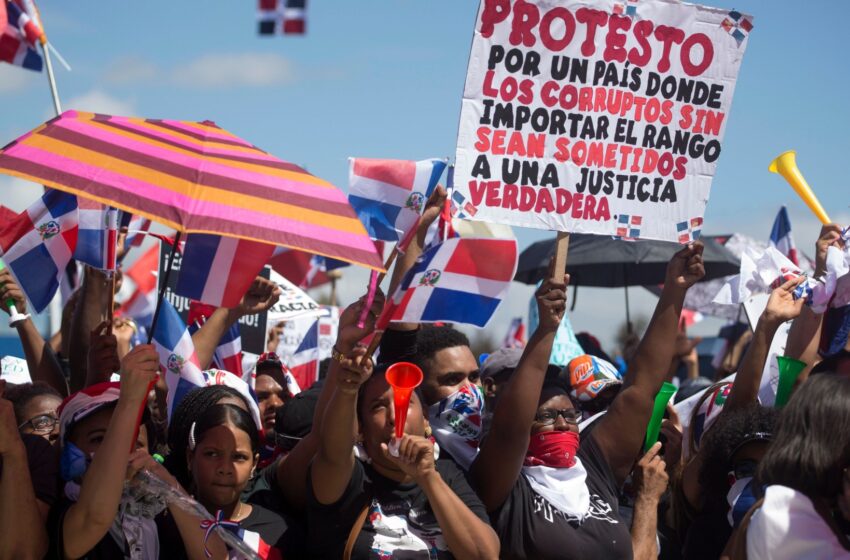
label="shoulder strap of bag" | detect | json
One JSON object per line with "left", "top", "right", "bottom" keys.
{"left": 343, "top": 504, "right": 370, "bottom": 560}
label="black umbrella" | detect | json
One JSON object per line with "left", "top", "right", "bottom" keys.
{"left": 515, "top": 233, "right": 740, "bottom": 331}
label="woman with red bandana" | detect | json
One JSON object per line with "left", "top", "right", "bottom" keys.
{"left": 470, "top": 243, "right": 705, "bottom": 559}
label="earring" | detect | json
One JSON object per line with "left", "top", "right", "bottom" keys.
{"left": 424, "top": 426, "right": 433, "bottom": 438}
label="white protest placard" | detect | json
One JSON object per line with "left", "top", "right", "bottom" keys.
{"left": 1, "top": 355, "right": 31, "bottom": 385}
{"left": 454, "top": 0, "right": 753, "bottom": 242}
{"left": 267, "top": 269, "right": 324, "bottom": 324}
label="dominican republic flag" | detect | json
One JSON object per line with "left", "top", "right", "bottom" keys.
{"left": 382, "top": 238, "right": 517, "bottom": 329}
{"left": 188, "top": 301, "right": 243, "bottom": 379}
{"left": 502, "top": 317, "right": 526, "bottom": 349}
{"left": 176, "top": 233, "right": 275, "bottom": 308}
{"left": 288, "top": 319, "right": 319, "bottom": 388}
{"left": 283, "top": 0, "right": 307, "bottom": 34}
{"left": 769, "top": 206, "right": 799, "bottom": 266}
{"left": 120, "top": 244, "right": 158, "bottom": 324}
{"left": 268, "top": 245, "right": 358, "bottom": 289}
{"left": 0, "top": 189, "right": 78, "bottom": 312}
{"left": 257, "top": 0, "right": 280, "bottom": 35}
{"left": 348, "top": 158, "right": 447, "bottom": 243}
{"left": 120, "top": 212, "right": 152, "bottom": 252}
{"left": 152, "top": 299, "right": 206, "bottom": 419}
{"left": 0, "top": 0, "right": 42, "bottom": 71}
{"left": 74, "top": 198, "right": 119, "bottom": 271}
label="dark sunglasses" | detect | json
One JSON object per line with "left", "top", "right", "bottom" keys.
{"left": 535, "top": 408, "right": 581, "bottom": 426}
{"left": 18, "top": 414, "right": 59, "bottom": 434}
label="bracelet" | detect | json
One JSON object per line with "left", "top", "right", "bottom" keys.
{"left": 331, "top": 345, "right": 346, "bottom": 363}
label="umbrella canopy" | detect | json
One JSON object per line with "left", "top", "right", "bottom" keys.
{"left": 0, "top": 110, "right": 383, "bottom": 270}
{"left": 515, "top": 233, "right": 740, "bottom": 287}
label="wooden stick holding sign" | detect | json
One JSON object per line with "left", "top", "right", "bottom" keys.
{"left": 552, "top": 231, "right": 570, "bottom": 279}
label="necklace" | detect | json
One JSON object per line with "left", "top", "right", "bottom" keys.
{"left": 233, "top": 502, "right": 244, "bottom": 521}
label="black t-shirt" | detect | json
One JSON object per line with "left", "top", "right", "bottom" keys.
{"left": 49, "top": 495, "right": 287, "bottom": 559}
{"left": 242, "top": 459, "right": 307, "bottom": 555}
{"left": 307, "top": 457, "right": 490, "bottom": 559}
{"left": 492, "top": 432, "right": 633, "bottom": 560}
{"left": 0, "top": 433, "right": 59, "bottom": 507}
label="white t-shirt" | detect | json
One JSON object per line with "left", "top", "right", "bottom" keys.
{"left": 747, "top": 485, "right": 850, "bottom": 559}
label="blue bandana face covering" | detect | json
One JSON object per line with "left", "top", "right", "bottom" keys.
{"left": 60, "top": 441, "right": 91, "bottom": 481}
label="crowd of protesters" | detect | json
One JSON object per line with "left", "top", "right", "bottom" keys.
{"left": 0, "top": 190, "right": 848, "bottom": 560}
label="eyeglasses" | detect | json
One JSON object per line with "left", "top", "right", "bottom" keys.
{"left": 18, "top": 414, "right": 59, "bottom": 434}
{"left": 534, "top": 408, "right": 581, "bottom": 426}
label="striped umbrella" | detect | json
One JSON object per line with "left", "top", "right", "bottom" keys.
{"left": 0, "top": 110, "right": 383, "bottom": 270}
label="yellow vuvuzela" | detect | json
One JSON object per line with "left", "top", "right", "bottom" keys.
{"left": 769, "top": 151, "right": 831, "bottom": 225}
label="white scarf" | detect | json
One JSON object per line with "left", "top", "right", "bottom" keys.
{"left": 427, "top": 384, "right": 484, "bottom": 470}
{"left": 522, "top": 458, "right": 591, "bottom": 521}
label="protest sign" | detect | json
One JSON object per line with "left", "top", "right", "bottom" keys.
{"left": 275, "top": 306, "right": 339, "bottom": 366}
{"left": 454, "top": 0, "right": 752, "bottom": 242}
{"left": 1, "top": 355, "right": 31, "bottom": 385}
{"left": 158, "top": 246, "right": 268, "bottom": 355}
{"left": 267, "top": 269, "right": 325, "bottom": 324}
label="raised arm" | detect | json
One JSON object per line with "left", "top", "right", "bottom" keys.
{"left": 192, "top": 276, "right": 280, "bottom": 370}
{"left": 631, "top": 442, "right": 668, "bottom": 560}
{"left": 68, "top": 267, "right": 114, "bottom": 392}
{"left": 726, "top": 277, "right": 805, "bottom": 411}
{"left": 595, "top": 243, "right": 705, "bottom": 485}
{"left": 0, "top": 381, "right": 48, "bottom": 560}
{"left": 784, "top": 223, "right": 844, "bottom": 382}
{"left": 277, "top": 292, "right": 384, "bottom": 510}
{"left": 311, "top": 349, "right": 373, "bottom": 505}
{"left": 471, "top": 271, "right": 567, "bottom": 511}
{"left": 62, "top": 345, "right": 159, "bottom": 560}
{"left": 0, "top": 269, "right": 67, "bottom": 395}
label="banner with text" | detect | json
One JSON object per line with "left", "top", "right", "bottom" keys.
{"left": 454, "top": 0, "right": 752, "bottom": 242}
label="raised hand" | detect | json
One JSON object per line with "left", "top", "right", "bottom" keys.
{"left": 335, "top": 346, "right": 374, "bottom": 395}
{"left": 336, "top": 290, "right": 386, "bottom": 352}
{"left": 763, "top": 276, "right": 807, "bottom": 325}
{"left": 535, "top": 268, "right": 569, "bottom": 333}
{"left": 88, "top": 320, "right": 122, "bottom": 381}
{"left": 235, "top": 276, "right": 281, "bottom": 316}
{"left": 380, "top": 434, "right": 437, "bottom": 482}
{"left": 815, "top": 223, "right": 845, "bottom": 278}
{"left": 665, "top": 242, "right": 705, "bottom": 290}
{"left": 633, "top": 441, "right": 669, "bottom": 502}
{"left": 0, "top": 268, "right": 26, "bottom": 316}
{"left": 118, "top": 344, "right": 160, "bottom": 404}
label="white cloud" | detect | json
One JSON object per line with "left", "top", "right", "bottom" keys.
{"left": 0, "top": 66, "right": 37, "bottom": 94}
{"left": 171, "top": 53, "right": 295, "bottom": 88}
{"left": 102, "top": 56, "right": 158, "bottom": 85}
{"left": 64, "top": 89, "right": 137, "bottom": 116}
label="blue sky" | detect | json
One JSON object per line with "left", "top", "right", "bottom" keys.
{"left": 1, "top": 0, "right": 847, "bottom": 353}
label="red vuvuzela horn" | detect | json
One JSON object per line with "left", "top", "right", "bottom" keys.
{"left": 386, "top": 362, "right": 423, "bottom": 441}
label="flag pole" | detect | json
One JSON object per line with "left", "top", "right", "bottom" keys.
{"left": 40, "top": 37, "right": 62, "bottom": 115}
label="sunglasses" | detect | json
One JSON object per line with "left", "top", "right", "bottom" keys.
{"left": 535, "top": 408, "right": 581, "bottom": 426}
{"left": 18, "top": 414, "right": 59, "bottom": 434}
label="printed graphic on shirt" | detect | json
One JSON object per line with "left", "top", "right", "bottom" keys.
{"left": 531, "top": 490, "right": 619, "bottom": 527}
{"left": 366, "top": 499, "right": 445, "bottom": 559}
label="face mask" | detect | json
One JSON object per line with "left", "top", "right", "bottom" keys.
{"left": 427, "top": 383, "right": 485, "bottom": 470}
{"left": 60, "top": 441, "right": 91, "bottom": 481}
{"left": 525, "top": 430, "right": 580, "bottom": 469}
